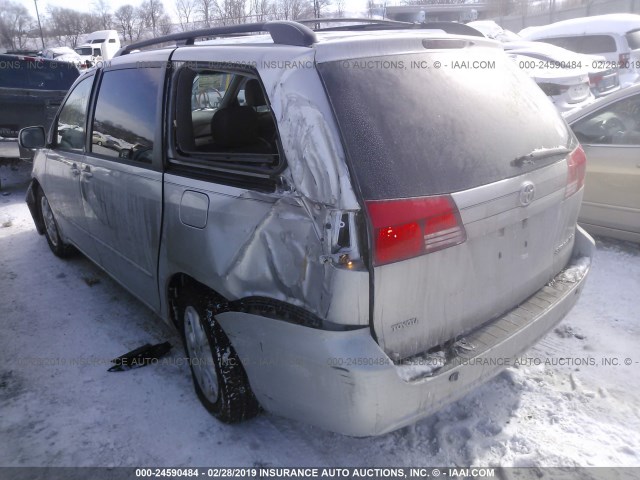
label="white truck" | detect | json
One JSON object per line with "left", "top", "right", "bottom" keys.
{"left": 74, "top": 30, "right": 121, "bottom": 66}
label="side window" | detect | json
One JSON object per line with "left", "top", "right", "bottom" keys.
{"left": 174, "top": 66, "right": 280, "bottom": 173}
{"left": 572, "top": 94, "right": 640, "bottom": 145}
{"left": 91, "top": 68, "right": 161, "bottom": 163}
{"left": 55, "top": 76, "right": 93, "bottom": 152}
{"left": 543, "top": 35, "right": 616, "bottom": 55}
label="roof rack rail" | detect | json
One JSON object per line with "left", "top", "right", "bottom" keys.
{"left": 296, "top": 18, "right": 483, "bottom": 37}
{"left": 114, "top": 20, "right": 317, "bottom": 57}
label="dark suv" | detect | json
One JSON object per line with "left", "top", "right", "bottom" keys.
{"left": 0, "top": 54, "right": 79, "bottom": 165}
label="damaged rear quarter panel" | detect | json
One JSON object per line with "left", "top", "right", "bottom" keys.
{"left": 159, "top": 47, "right": 368, "bottom": 326}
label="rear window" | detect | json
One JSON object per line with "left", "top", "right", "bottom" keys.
{"left": 626, "top": 29, "right": 640, "bottom": 50}
{"left": 0, "top": 56, "right": 79, "bottom": 90}
{"left": 318, "top": 50, "right": 571, "bottom": 200}
{"left": 541, "top": 35, "right": 617, "bottom": 54}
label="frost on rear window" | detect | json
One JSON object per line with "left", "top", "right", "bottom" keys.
{"left": 318, "top": 51, "right": 572, "bottom": 200}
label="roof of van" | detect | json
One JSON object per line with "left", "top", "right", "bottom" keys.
{"left": 114, "top": 20, "right": 492, "bottom": 58}
{"left": 520, "top": 14, "right": 640, "bottom": 38}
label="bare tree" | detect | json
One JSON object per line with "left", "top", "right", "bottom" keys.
{"left": 139, "top": 0, "right": 165, "bottom": 36}
{"left": 0, "top": 0, "right": 32, "bottom": 50}
{"left": 175, "top": 0, "right": 196, "bottom": 31}
{"left": 333, "top": 0, "right": 345, "bottom": 18}
{"left": 195, "top": 0, "right": 215, "bottom": 27}
{"left": 212, "top": 0, "right": 250, "bottom": 25}
{"left": 366, "top": 0, "right": 375, "bottom": 18}
{"left": 93, "top": 0, "right": 112, "bottom": 29}
{"left": 158, "top": 13, "right": 173, "bottom": 35}
{"left": 275, "top": 0, "right": 313, "bottom": 20}
{"left": 47, "top": 7, "right": 88, "bottom": 47}
{"left": 250, "top": 0, "right": 272, "bottom": 22}
{"left": 114, "top": 5, "right": 136, "bottom": 41}
{"left": 312, "top": 0, "right": 329, "bottom": 19}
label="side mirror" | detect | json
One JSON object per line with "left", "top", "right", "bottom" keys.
{"left": 19, "top": 126, "right": 46, "bottom": 149}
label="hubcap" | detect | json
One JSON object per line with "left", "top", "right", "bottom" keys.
{"left": 40, "top": 196, "right": 59, "bottom": 247}
{"left": 184, "top": 306, "right": 219, "bottom": 404}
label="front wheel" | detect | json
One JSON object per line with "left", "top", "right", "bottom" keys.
{"left": 179, "top": 290, "right": 259, "bottom": 423}
{"left": 37, "top": 189, "right": 74, "bottom": 258}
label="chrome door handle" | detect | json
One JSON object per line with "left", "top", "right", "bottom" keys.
{"left": 70, "top": 163, "right": 81, "bottom": 176}
{"left": 82, "top": 165, "right": 93, "bottom": 178}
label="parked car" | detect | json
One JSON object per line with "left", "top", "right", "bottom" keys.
{"left": 508, "top": 53, "right": 594, "bottom": 112}
{"left": 40, "top": 46, "right": 83, "bottom": 68}
{"left": 520, "top": 14, "right": 640, "bottom": 88}
{"left": 0, "top": 54, "right": 79, "bottom": 164}
{"left": 467, "top": 20, "right": 520, "bottom": 42}
{"left": 565, "top": 83, "right": 640, "bottom": 243}
{"left": 19, "top": 21, "right": 594, "bottom": 436}
{"left": 504, "top": 41, "right": 620, "bottom": 98}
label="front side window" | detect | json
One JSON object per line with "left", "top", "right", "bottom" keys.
{"left": 91, "top": 68, "right": 161, "bottom": 163}
{"left": 572, "top": 94, "right": 640, "bottom": 145}
{"left": 55, "top": 76, "right": 93, "bottom": 151}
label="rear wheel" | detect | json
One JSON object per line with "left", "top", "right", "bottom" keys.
{"left": 179, "top": 289, "right": 259, "bottom": 423}
{"left": 37, "top": 189, "right": 74, "bottom": 258}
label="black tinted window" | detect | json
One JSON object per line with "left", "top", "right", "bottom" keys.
{"left": 318, "top": 51, "right": 571, "bottom": 200}
{"left": 91, "top": 68, "right": 161, "bottom": 163}
{"left": 542, "top": 35, "right": 617, "bottom": 54}
{"left": 55, "top": 76, "right": 93, "bottom": 151}
{"left": 0, "top": 56, "right": 78, "bottom": 90}
{"left": 626, "top": 29, "right": 640, "bottom": 50}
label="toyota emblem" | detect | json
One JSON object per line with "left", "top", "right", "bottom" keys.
{"left": 519, "top": 181, "right": 536, "bottom": 206}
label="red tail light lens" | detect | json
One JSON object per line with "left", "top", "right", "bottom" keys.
{"left": 619, "top": 52, "right": 630, "bottom": 69}
{"left": 565, "top": 145, "right": 587, "bottom": 198}
{"left": 366, "top": 195, "right": 466, "bottom": 266}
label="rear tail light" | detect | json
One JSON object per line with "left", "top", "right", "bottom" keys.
{"left": 589, "top": 73, "right": 602, "bottom": 87}
{"left": 565, "top": 145, "right": 587, "bottom": 198}
{"left": 365, "top": 195, "right": 466, "bottom": 266}
{"left": 538, "top": 83, "right": 570, "bottom": 96}
{"left": 619, "top": 52, "right": 630, "bottom": 69}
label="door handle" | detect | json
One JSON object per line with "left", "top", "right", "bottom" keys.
{"left": 82, "top": 165, "right": 93, "bottom": 178}
{"left": 70, "top": 163, "right": 80, "bottom": 176}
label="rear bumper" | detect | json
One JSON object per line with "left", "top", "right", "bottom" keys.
{"left": 218, "top": 226, "right": 595, "bottom": 436}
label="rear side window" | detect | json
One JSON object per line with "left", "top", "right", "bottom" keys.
{"left": 90, "top": 68, "right": 161, "bottom": 163}
{"left": 172, "top": 65, "right": 280, "bottom": 175}
{"left": 318, "top": 50, "right": 571, "bottom": 200}
{"left": 541, "top": 35, "right": 617, "bottom": 54}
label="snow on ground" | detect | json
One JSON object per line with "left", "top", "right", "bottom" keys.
{"left": 1, "top": 163, "right": 639, "bottom": 468}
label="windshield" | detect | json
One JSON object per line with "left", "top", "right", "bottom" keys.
{"left": 318, "top": 50, "right": 572, "bottom": 199}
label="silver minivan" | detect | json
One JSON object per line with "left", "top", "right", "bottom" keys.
{"left": 19, "top": 20, "right": 594, "bottom": 436}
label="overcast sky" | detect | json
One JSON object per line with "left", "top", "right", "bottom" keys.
{"left": 22, "top": 0, "right": 369, "bottom": 24}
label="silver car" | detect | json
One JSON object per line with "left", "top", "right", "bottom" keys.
{"left": 566, "top": 83, "right": 640, "bottom": 243}
{"left": 19, "top": 21, "right": 594, "bottom": 436}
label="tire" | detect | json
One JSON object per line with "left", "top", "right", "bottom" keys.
{"left": 178, "top": 289, "right": 260, "bottom": 423}
{"left": 37, "top": 189, "right": 74, "bottom": 258}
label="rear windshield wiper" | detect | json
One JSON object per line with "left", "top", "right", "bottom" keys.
{"left": 512, "top": 146, "right": 572, "bottom": 167}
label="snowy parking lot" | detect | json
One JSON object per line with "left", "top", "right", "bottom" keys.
{"left": 1, "top": 162, "right": 639, "bottom": 469}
